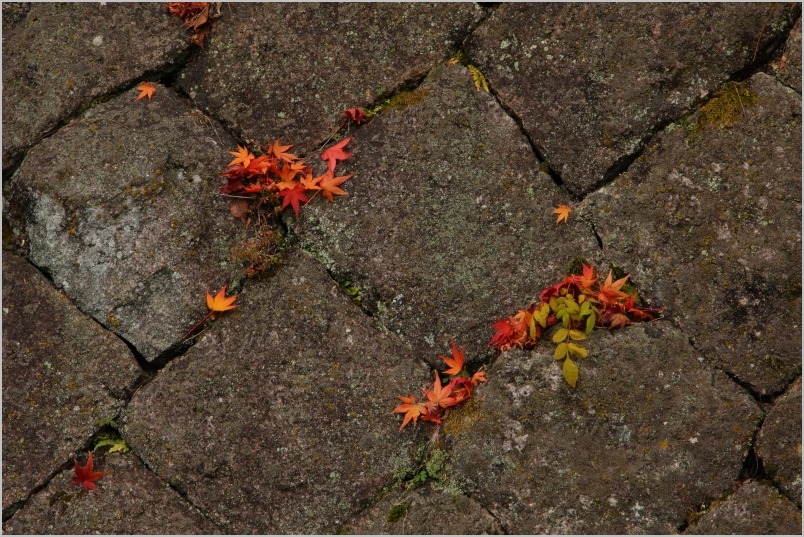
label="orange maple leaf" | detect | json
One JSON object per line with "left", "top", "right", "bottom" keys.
{"left": 319, "top": 172, "right": 352, "bottom": 201}
{"left": 206, "top": 285, "right": 239, "bottom": 313}
{"left": 72, "top": 451, "right": 109, "bottom": 491}
{"left": 440, "top": 338, "right": 465, "bottom": 376}
{"left": 609, "top": 312, "right": 631, "bottom": 329}
{"left": 228, "top": 145, "right": 255, "bottom": 168}
{"left": 135, "top": 82, "right": 156, "bottom": 101}
{"left": 300, "top": 173, "right": 322, "bottom": 191}
{"left": 321, "top": 136, "right": 353, "bottom": 172}
{"left": 598, "top": 270, "right": 630, "bottom": 302}
{"left": 553, "top": 204, "right": 572, "bottom": 224}
{"left": 470, "top": 369, "right": 488, "bottom": 387}
{"left": 268, "top": 140, "right": 297, "bottom": 163}
{"left": 423, "top": 371, "right": 458, "bottom": 410}
{"left": 392, "top": 395, "right": 428, "bottom": 431}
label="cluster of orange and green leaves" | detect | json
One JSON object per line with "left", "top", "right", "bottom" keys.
{"left": 393, "top": 339, "right": 488, "bottom": 431}
{"left": 490, "top": 264, "right": 662, "bottom": 387}
{"left": 166, "top": 2, "right": 220, "bottom": 47}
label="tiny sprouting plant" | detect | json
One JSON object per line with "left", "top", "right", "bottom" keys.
{"left": 393, "top": 339, "right": 488, "bottom": 431}
{"left": 490, "top": 264, "right": 662, "bottom": 387}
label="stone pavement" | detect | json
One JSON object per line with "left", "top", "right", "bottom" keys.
{"left": 2, "top": 3, "right": 801, "bottom": 534}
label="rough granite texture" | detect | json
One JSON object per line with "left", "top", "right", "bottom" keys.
{"left": 2, "top": 254, "right": 141, "bottom": 510}
{"left": 687, "top": 480, "right": 802, "bottom": 535}
{"left": 756, "top": 378, "right": 803, "bottom": 506}
{"left": 179, "top": 3, "right": 483, "bottom": 154}
{"left": 769, "top": 17, "right": 802, "bottom": 92}
{"left": 4, "top": 86, "right": 247, "bottom": 362}
{"left": 345, "top": 485, "right": 503, "bottom": 534}
{"left": 300, "top": 63, "right": 601, "bottom": 368}
{"left": 1, "top": 3, "right": 189, "bottom": 168}
{"left": 3, "top": 452, "right": 222, "bottom": 534}
{"left": 123, "top": 252, "right": 430, "bottom": 534}
{"left": 466, "top": 3, "right": 798, "bottom": 196}
{"left": 448, "top": 323, "right": 761, "bottom": 534}
{"left": 581, "top": 73, "right": 802, "bottom": 396}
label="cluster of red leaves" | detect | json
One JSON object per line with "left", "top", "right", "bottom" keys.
{"left": 393, "top": 339, "right": 488, "bottom": 431}
{"left": 220, "top": 138, "right": 355, "bottom": 217}
{"left": 490, "top": 264, "right": 662, "bottom": 352}
{"left": 165, "top": 2, "right": 217, "bottom": 46}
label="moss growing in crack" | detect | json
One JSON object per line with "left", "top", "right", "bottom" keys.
{"left": 336, "top": 279, "right": 363, "bottom": 304}
{"left": 370, "top": 88, "right": 431, "bottom": 116}
{"left": 689, "top": 83, "right": 758, "bottom": 139}
{"left": 386, "top": 501, "right": 410, "bottom": 523}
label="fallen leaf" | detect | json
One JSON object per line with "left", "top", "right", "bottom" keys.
{"left": 228, "top": 199, "right": 250, "bottom": 223}
{"left": 423, "top": 371, "right": 458, "bottom": 409}
{"left": 206, "top": 285, "right": 239, "bottom": 313}
{"left": 440, "top": 338, "right": 465, "bottom": 376}
{"left": 268, "top": 140, "right": 297, "bottom": 163}
{"left": 343, "top": 107, "right": 366, "bottom": 124}
{"left": 553, "top": 204, "right": 572, "bottom": 224}
{"left": 135, "top": 82, "right": 156, "bottom": 101}
{"left": 72, "top": 452, "right": 109, "bottom": 491}
{"left": 319, "top": 172, "right": 352, "bottom": 201}
{"left": 228, "top": 145, "right": 255, "bottom": 168}
{"left": 278, "top": 185, "right": 309, "bottom": 216}
{"left": 321, "top": 136, "right": 353, "bottom": 173}
{"left": 392, "top": 395, "right": 427, "bottom": 431}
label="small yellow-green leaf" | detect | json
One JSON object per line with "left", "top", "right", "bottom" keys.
{"left": 567, "top": 342, "right": 588, "bottom": 358}
{"left": 529, "top": 315, "right": 537, "bottom": 339}
{"left": 554, "top": 342, "right": 568, "bottom": 360}
{"left": 552, "top": 328, "right": 569, "bottom": 343}
{"left": 540, "top": 302, "right": 550, "bottom": 316}
{"left": 585, "top": 313, "right": 596, "bottom": 334}
{"left": 560, "top": 288, "right": 567, "bottom": 296}
{"left": 580, "top": 300, "right": 591, "bottom": 315}
{"left": 565, "top": 300, "right": 579, "bottom": 314}
{"left": 569, "top": 329, "right": 586, "bottom": 340}
{"left": 578, "top": 294, "right": 586, "bottom": 304}
{"left": 549, "top": 297, "right": 559, "bottom": 312}
{"left": 534, "top": 309, "right": 548, "bottom": 328}
{"left": 555, "top": 305, "right": 565, "bottom": 318}
{"left": 563, "top": 358, "right": 579, "bottom": 387}
{"left": 561, "top": 313, "right": 570, "bottom": 328}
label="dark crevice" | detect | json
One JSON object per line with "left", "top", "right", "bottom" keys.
{"left": 589, "top": 221, "right": 604, "bottom": 250}
{"left": 475, "top": 2, "right": 503, "bottom": 15}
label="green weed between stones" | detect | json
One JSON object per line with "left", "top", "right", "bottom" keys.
{"left": 689, "top": 82, "right": 758, "bottom": 139}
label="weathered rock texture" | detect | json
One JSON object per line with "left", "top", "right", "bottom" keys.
{"left": 687, "top": 480, "right": 802, "bottom": 535}
{"left": 345, "top": 485, "right": 503, "bottom": 534}
{"left": 178, "top": 3, "right": 483, "bottom": 153}
{"left": 448, "top": 323, "right": 761, "bottom": 534}
{"left": 3, "top": 452, "right": 221, "bottom": 534}
{"left": 2, "top": 254, "right": 140, "bottom": 510}
{"left": 2, "top": 3, "right": 188, "bottom": 168}
{"left": 123, "top": 252, "right": 429, "bottom": 534}
{"left": 301, "top": 63, "right": 601, "bottom": 367}
{"left": 756, "top": 378, "right": 802, "bottom": 506}
{"left": 466, "top": 3, "right": 798, "bottom": 195}
{"left": 769, "top": 17, "right": 802, "bottom": 92}
{"left": 581, "top": 73, "right": 801, "bottom": 396}
{"left": 4, "top": 87, "right": 246, "bottom": 362}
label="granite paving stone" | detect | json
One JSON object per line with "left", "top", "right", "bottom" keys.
{"left": 300, "top": 62, "right": 601, "bottom": 368}
{"left": 756, "top": 378, "right": 802, "bottom": 506}
{"left": 466, "top": 3, "right": 798, "bottom": 196}
{"left": 2, "top": 3, "right": 189, "bottom": 168}
{"left": 2, "top": 254, "right": 141, "bottom": 510}
{"left": 122, "top": 252, "right": 429, "bottom": 534}
{"left": 687, "top": 480, "right": 802, "bottom": 535}
{"left": 3, "top": 451, "right": 221, "bottom": 535}
{"left": 581, "top": 72, "right": 801, "bottom": 396}
{"left": 345, "top": 485, "right": 503, "bottom": 534}
{"left": 447, "top": 323, "right": 762, "bottom": 534}
{"left": 4, "top": 86, "right": 247, "bottom": 362}
{"left": 769, "top": 17, "right": 802, "bottom": 93}
{"left": 178, "top": 3, "right": 483, "bottom": 154}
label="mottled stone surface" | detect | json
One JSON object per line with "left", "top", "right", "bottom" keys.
{"left": 300, "top": 63, "right": 601, "bottom": 368}
{"left": 4, "top": 87, "right": 246, "bottom": 362}
{"left": 345, "top": 485, "right": 503, "bottom": 534}
{"left": 769, "top": 17, "right": 802, "bottom": 93}
{"left": 178, "top": 3, "right": 482, "bottom": 153}
{"left": 2, "top": 3, "right": 188, "bottom": 167}
{"left": 688, "top": 480, "right": 801, "bottom": 535}
{"left": 3, "top": 451, "right": 221, "bottom": 534}
{"left": 581, "top": 73, "right": 801, "bottom": 396}
{"left": 2, "top": 254, "right": 140, "bottom": 510}
{"left": 466, "top": 3, "right": 797, "bottom": 195}
{"left": 756, "top": 378, "right": 802, "bottom": 506}
{"left": 448, "top": 323, "right": 761, "bottom": 534}
{"left": 123, "top": 252, "right": 429, "bottom": 534}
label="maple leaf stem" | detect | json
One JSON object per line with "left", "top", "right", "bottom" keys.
{"left": 302, "top": 189, "right": 321, "bottom": 207}
{"left": 181, "top": 311, "right": 214, "bottom": 340}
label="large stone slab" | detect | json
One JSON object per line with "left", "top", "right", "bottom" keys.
{"left": 4, "top": 86, "right": 246, "bottom": 362}
{"left": 2, "top": 254, "right": 140, "bottom": 510}
{"left": 768, "top": 17, "right": 802, "bottom": 93}
{"left": 3, "top": 451, "right": 221, "bottom": 534}
{"left": 466, "top": 4, "right": 797, "bottom": 196}
{"left": 178, "top": 3, "right": 483, "bottom": 153}
{"left": 345, "top": 486, "right": 502, "bottom": 534}
{"left": 756, "top": 378, "right": 802, "bottom": 506}
{"left": 581, "top": 73, "right": 801, "bottom": 396}
{"left": 687, "top": 480, "right": 801, "bottom": 535}
{"left": 300, "top": 63, "right": 601, "bottom": 367}
{"left": 122, "top": 252, "right": 430, "bottom": 534}
{"left": 448, "top": 323, "right": 761, "bottom": 534}
{"left": 2, "top": 3, "right": 188, "bottom": 168}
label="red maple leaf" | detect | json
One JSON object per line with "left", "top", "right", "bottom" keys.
{"left": 278, "top": 185, "right": 309, "bottom": 216}
{"left": 423, "top": 371, "right": 458, "bottom": 410}
{"left": 343, "top": 107, "right": 366, "bottom": 124}
{"left": 72, "top": 452, "right": 109, "bottom": 491}
{"left": 321, "top": 136, "right": 353, "bottom": 173}
{"left": 489, "top": 318, "right": 515, "bottom": 349}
